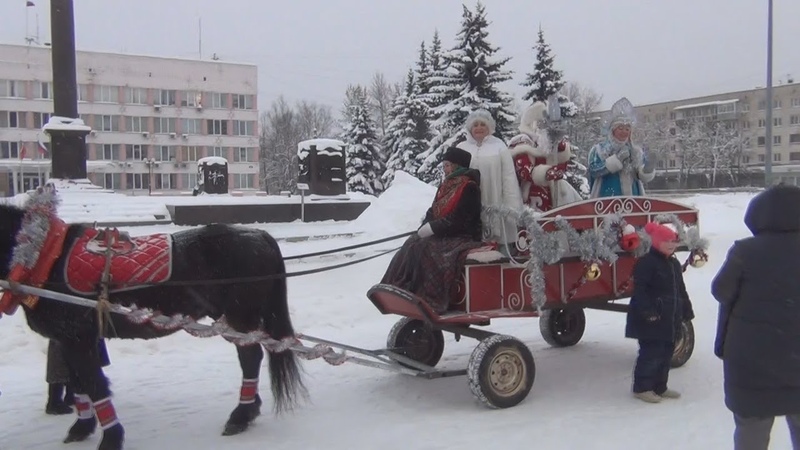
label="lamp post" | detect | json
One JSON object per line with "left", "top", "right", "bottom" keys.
{"left": 143, "top": 158, "right": 156, "bottom": 195}
{"left": 764, "top": 0, "right": 774, "bottom": 186}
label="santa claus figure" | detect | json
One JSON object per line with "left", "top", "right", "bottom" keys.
{"left": 508, "top": 102, "right": 582, "bottom": 212}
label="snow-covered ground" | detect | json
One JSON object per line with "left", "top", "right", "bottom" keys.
{"left": 0, "top": 175, "right": 786, "bottom": 449}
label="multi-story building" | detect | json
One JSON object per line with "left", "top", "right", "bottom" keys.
{"left": 0, "top": 43, "right": 259, "bottom": 196}
{"left": 622, "top": 80, "right": 800, "bottom": 185}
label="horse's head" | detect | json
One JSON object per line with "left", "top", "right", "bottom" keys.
{"left": 0, "top": 203, "right": 24, "bottom": 278}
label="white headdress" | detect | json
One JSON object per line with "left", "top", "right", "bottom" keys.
{"left": 604, "top": 97, "right": 637, "bottom": 132}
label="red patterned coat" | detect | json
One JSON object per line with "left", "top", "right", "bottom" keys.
{"left": 508, "top": 134, "right": 572, "bottom": 212}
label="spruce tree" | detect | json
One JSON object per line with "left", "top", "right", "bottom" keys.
{"left": 382, "top": 69, "right": 431, "bottom": 187}
{"left": 417, "top": 2, "right": 517, "bottom": 183}
{"left": 521, "top": 27, "right": 576, "bottom": 118}
{"left": 342, "top": 87, "right": 384, "bottom": 195}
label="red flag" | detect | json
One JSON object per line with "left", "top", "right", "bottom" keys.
{"left": 38, "top": 140, "right": 48, "bottom": 156}
{"left": 19, "top": 145, "right": 27, "bottom": 160}
{"left": 26, "top": 1, "right": 35, "bottom": 7}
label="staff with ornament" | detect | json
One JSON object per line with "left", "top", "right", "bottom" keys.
{"left": 587, "top": 97, "right": 656, "bottom": 198}
{"left": 508, "top": 100, "right": 583, "bottom": 212}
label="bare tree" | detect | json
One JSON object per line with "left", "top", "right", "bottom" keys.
{"left": 706, "top": 121, "right": 750, "bottom": 186}
{"left": 368, "top": 72, "right": 394, "bottom": 137}
{"left": 562, "top": 81, "right": 603, "bottom": 116}
{"left": 260, "top": 97, "right": 301, "bottom": 194}
{"left": 295, "top": 101, "right": 335, "bottom": 140}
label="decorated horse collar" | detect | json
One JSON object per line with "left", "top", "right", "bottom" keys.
{"left": 0, "top": 184, "right": 69, "bottom": 317}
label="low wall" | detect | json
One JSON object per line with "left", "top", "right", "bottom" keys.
{"left": 165, "top": 201, "right": 371, "bottom": 226}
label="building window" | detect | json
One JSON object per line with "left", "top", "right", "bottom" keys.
{"left": 717, "top": 103, "right": 736, "bottom": 114}
{"left": 210, "top": 146, "right": 225, "bottom": 157}
{"left": 742, "top": 156, "right": 751, "bottom": 164}
{"left": 207, "top": 119, "right": 228, "bottom": 135}
{"left": 98, "top": 115, "right": 119, "bottom": 132}
{"left": 156, "top": 173, "right": 177, "bottom": 189}
{"left": 0, "top": 111, "right": 27, "bottom": 128}
{"left": 103, "top": 173, "right": 121, "bottom": 190}
{"left": 182, "top": 173, "right": 199, "bottom": 189}
{"left": 793, "top": 98, "right": 800, "bottom": 108}
{"left": 126, "top": 116, "right": 147, "bottom": 133}
{"left": 775, "top": 99, "right": 783, "bottom": 109}
{"left": 657, "top": 160, "right": 665, "bottom": 169}
{"left": 34, "top": 81, "right": 51, "bottom": 99}
{"left": 211, "top": 92, "right": 226, "bottom": 109}
{"left": 233, "top": 120, "right": 254, "bottom": 136}
{"left": 154, "top": 117, "right": 177, "bottom": 134}
{"left": 791, "top": 115, "right": 800, "bottom": 126}
{"left": 155, "top": 145, "right": 175, "bottom": 162}
{"left": 78, "top": 84, "right": 89, "bottom": 102}
{"left": 155, "top": 89, "right": 176, "bottom": 106}
{"left": 126, "top": 173, "right": 149, "bottom": 190}
{"left": 757, "top": 136, "right": 766, "bottom": 147}
{"left": 790, "top": 133, "right": 800, "bottom": 144}
{"left": 758, "top": 119, "right": 766, "bottom": 128}
{"left": 742, "top": 120, "right": 751, "bottom": 129}
{"left": 668, "top": 159, "right": 676, "bottom": 168}
{"left": 99, "top": 144, "right": 121, "bottom": 160}
{"left": 742, "top": 103, "right": 750, "bottom": 112}
{"left": 126, "top": 144, "right": 145, "bottom": 160}
{"left": 774, "top": 117, "right": 782, "bottom": 127}
{"left": 181, "top": 146, "right": 200, "bottom": 162}
{"left": 33, "top": 112, "right": 51, "bottom": 129}
{"left": 774, "top": 152, "right": 782, "bottom": 161}
{"left": 181, "top": 91, "right": 201, "bottom": 107}
{"left": 790, "top": 152, "right": 800, "bottom": 161}
{"left": 182, "top": 118, "right": 201, "bottom": 134}
{"left": 0, "top": 80, "right": 24, "bottom": 98}
{"left": 125, "top": 87, "right": 147, "bottom": 105}
{"left": 758, "top": 154, "right": 766, "bottom": 162}
{"left": 234, "top": 147, "right": 255, "bottom": 162}
{"left": 774, "top": 135, "right": 782, "bottom": 146}
{"left": 232, "top": 94, "right": 253, "bottom": 109}
{"left": 236, "top": 173, "right": 255, "bottom": 189}
{"left": 96, "top": 85, "right": 119, "bottom": 103}
{"left": 0, "top": 141, "right": 20, "bottom": 158}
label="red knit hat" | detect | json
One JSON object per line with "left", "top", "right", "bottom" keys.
{"left": 644, "top": 222, "right": 679, "bottom": 246}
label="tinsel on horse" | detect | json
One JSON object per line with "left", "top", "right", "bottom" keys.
{"left": 0, "top": 185, "right": 305, "bottom": 450}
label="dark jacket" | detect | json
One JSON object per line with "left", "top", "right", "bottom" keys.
{"left": 625, "top": 247, "right": 694, "bottom": 342}
{"left": 422, "top": 169, "right": 482, "bottom": 241}
{"left": 711, "top": 184, "right": 800, "bottom": 417}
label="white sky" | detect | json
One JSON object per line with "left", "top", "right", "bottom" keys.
{"left": 1, "top": 0, "right": 798, "bottom": 111}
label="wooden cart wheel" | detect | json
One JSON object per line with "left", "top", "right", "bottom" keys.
{"left": 670, "top": 320, "right": 695, "bottom": 368}
{"left": 538, "top": 308, "right": 586, "bottom": 347}
{"left": 467, "top": 335, "right": 535, "bottom": 409}
{"left": 386, "top": 317, "right": 445, "bottom": 369}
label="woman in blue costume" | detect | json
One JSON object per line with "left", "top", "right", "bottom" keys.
{"left": 587, "top": 97, "right": 656, "bottom": 198}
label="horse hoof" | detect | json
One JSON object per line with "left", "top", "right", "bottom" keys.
{"left": 64, "top": 417, "right": 97, "bottom": 443}
{"left": 97, "top": 423, "right": 125, "bottom": 450}
{"left": 63, "top": 432, "right": 90, "bottom": 444}
{"left": 222, "top": 422, "right": 249, "bottom": 436}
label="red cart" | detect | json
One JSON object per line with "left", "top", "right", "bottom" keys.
{"left": 367, "top": 196, "right": 705, "bottom": 409}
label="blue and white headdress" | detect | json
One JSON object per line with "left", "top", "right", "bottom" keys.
{"left": 603, "top": 97, "right": 637, "bottom": 133}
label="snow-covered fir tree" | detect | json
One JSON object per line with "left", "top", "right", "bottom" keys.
{"left": 521, "top": 27, "right": 576, "bottom": 118}
{"left": 341, "top": 86, "right": 384, "bottom": 195}
{"left": 417, "top": 2, "right": 517, "bottom": 184}
{"left": 564, "top": 151, "right": 590, "bottom": 199}
{"left": 381, "top": 69, "right": 432, "bottom": 187}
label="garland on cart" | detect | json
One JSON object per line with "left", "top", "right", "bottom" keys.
{"left": 481, "top": 206, "right": 710, "bottom": 311}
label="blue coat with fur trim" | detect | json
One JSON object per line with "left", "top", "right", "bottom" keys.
{"left": 588, "top": 140, "right": 655, "bottom": 198}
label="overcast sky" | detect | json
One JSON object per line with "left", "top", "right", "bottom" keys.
{"left": 1, "top": 0, "right": 798, "bottom": 112}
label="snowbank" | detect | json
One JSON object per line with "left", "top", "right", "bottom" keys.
{"left": 354, "top": 171, "right": 435, "bottom": 235}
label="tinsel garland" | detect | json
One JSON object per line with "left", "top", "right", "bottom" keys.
{"left": 481, "top": 205, "right": 709, "bottom": 311}
{"left": 10, "top": 184, "right": 60, "bottom": 270}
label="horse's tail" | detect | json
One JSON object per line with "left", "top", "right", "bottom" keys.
{"left": 263, "top": 236, "right": 306, "bottom": 414}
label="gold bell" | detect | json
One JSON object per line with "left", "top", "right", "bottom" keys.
{"left": 585, "top": 263, "right": 602, "bottom": 281}
{"left": 690, "top": 253, "right": 707, "bottom": 268}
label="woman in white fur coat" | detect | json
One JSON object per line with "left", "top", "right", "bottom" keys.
{"left": 456, "top": 109, "right": 523, "bottom": 254}
{"left": 508, "top": 102, "right": 583, "bottom": 212}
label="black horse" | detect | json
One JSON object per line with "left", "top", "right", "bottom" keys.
{"left": 0, "top": 192, "right": 305, "bottom": 450}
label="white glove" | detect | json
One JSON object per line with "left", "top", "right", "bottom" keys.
{"left": 417, "top": 223, "right": 434, "bottom": 238}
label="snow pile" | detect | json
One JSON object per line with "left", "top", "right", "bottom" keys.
{"left": 354, "top": 171, "right": 435, "bottom": 235}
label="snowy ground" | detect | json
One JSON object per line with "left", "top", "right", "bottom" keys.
{"left": 0, "top": 179, "right": 789, "bottom": 449}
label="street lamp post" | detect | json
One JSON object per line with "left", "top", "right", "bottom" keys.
{"left": 764, "top": 0, "right": 774, "bottom": 186}
{"left": 144, "top": 158, "right": 156, "bottom": 195}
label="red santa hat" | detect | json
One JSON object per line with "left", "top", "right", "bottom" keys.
{"left": 644, "top": 222, "right": 679, "bottom": 246}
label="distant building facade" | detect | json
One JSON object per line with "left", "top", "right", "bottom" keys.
{"left": 0, "top": 43, "right": 259, "bottom": 196}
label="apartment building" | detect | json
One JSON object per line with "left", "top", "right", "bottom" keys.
{"left": 629, "top": 80, "right": 800, "bottom": 184}
{"left": 0, "top": 43, "right": 259, "bottom": 196}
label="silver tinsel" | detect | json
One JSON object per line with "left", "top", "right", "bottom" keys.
{"left": 10, "top": 184, "right": 60, "bottom": 270}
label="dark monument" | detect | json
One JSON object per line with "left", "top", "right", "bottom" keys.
{"left": 43, "top": 0, "right": 89, "bottom": 179}
{"left": 193, "top": 157, "right": 229, "bottom": 195}
{"left": 297, "top": 139, "right": 346, "bottom": 196}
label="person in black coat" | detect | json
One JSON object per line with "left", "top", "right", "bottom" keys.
{"left": 712, "top": 184, "right": 800, "bottom": 450}
{"left": 625, "top": 222, "right": 694, "bottom": 403}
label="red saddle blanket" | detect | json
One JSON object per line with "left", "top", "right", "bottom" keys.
{"left": 63, "top": 229, "right": 173, "bottom": 295}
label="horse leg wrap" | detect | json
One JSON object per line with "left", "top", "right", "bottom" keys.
{"left": 239, "top": 378, "right": 259, "bottom": 404}
{"left": 74, "top": 394, "right": 94, "bottom": 419}
{"left": 93, "top": 397, "right": 120, "bottom": 430}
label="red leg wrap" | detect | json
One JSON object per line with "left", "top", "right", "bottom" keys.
{"left": 75, "top": 394, "right": 94, "bottom": 420}
{"left": 93, "top": 397, "right": 119, "bottom": 430}
{"left": 239, "top": 378, "right": 259, "bottom": 404}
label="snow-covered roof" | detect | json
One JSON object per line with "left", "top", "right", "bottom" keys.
{"left": 297, "top": 139, "right": 345, "bottom": 159}
{"left": 197, "top": 156, "right": 228, "bottom": 165}
{"left": 673, "top": 99, "right": 739, "bottom": 110}
{"left": 42, "top": 116, "right": 92, "bottom": 133}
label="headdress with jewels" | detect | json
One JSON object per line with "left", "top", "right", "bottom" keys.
{"left": 603, "top": 97, "right": 637, "bottom": 133}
